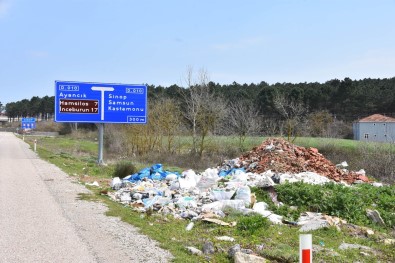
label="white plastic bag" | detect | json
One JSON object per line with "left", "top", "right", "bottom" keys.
{"left": 211, "top": 189, "right": 235, "bottom": 201}
{"left": 235, "top": 186, "right": 251, "bottom": 206}
{"left": 179, "top": 170, "right": 199, "bottom": 189}
{"left": 111, "top": 177, "right": 122, "bottom": 190}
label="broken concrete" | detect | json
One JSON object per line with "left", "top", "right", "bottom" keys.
{"left": 238, "top": 138, "right": 368, "bottom": 184}
{"left": 234, "top": 251, "right": 266, "bottom": 263}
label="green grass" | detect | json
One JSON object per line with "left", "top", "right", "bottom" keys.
{"left": 21, "top": 134, "right": 395, "bottom": 262}
{"left": 80, "top": 186, "right": 395, "bottom": 262}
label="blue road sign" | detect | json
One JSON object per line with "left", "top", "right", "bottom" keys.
{"left": 21, "top": 118, "right": 36, "bottom": 129}
{"left": 54, "top": 81, "right": 148, "bottom": 124}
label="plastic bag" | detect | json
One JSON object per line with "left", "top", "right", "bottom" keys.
{"left": 179, "top": 170, "right": 199, "bottom": 189}
{"left": 176, "top": 196, "right": 197, "bottom": 209}
{"left": 211, "top": 189, "right": 235, "bottom": 201}
{"left": 196, "top": 176, "right": 218, "bottom": 191}
{"left": 111, "top": 177, "right": 122, "bottom": 190}
{"left": 201, "top": 200, "right": 246, "bottom": 213}
{"left": 235, "top": 186, "right": 251, "bottom": 206}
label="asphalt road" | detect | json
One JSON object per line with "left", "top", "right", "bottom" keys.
{"left": 0, "top": 132, "right": 172, "bottom": 263}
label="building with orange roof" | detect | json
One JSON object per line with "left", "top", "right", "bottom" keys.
{"left": 353, "top": 114, "right": 395, "bottom": 142}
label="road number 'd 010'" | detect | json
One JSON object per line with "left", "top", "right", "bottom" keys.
{"left": 126, "top": 88, "right": 144, "bottom": 94}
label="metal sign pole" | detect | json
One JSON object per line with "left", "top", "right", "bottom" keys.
{"left": 98, "top": 123, "right": 104, "bottom": 165}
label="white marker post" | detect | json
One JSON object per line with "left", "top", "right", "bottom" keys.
{"left": 299, "top": 234, "right": 312, "bottom": 263}
{"left": 34, "top": 139, "right": 37, "bottom": 152}
{"left": 91, "top": 86, "right": 114, "bottom": 165}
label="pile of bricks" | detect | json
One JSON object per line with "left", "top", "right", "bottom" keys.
{"left": 239, "top": 138, "right": 368, "bottom": 184}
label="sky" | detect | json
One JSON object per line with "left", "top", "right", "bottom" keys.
{"left": 1, "top": 0, "right": 395, "bottom": 104}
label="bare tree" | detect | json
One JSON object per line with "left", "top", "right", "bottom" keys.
{"left": 273, "top": 93, "right": 307, "bottom": 142}
{"left": 261, "top": 117, "right": 279, "bottom": 136}
{"left": 180, "top": 67, "right": 226, "bottom": 157}
{"left": 154, "top": 97, "right": 181, "bottom": 152}
{"left": 227, "top": 100, "right": 261, "bottom": 150}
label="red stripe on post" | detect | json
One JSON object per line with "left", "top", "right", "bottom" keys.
{"left": 302, "top": 249, "right": 311, "bottom": 263}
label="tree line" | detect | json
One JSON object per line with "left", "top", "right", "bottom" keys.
{"left": 5, "top": 75, "right": 395, "bottom": 153}
{"left": 5, "top": 96, "right": 54, "bottom": 121}
{"left": 148, "top": 77, "right": 395, "bottom": 121}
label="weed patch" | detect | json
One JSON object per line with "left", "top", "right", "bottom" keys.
{"left": 112, "top": 160, "right": 137, "bottom": 179}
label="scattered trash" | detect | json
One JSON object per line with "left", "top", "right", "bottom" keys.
{"left": 111, "top": 177, "right": 122, "bottom": 190}
{"left": 298, "top": 212, "right": 346, "bottom": 232}
{"left": 215, "top": 236, "right": 235, "bottom": 242}
{"left": 235, "top": 186, "right": 251, "bottom": 206}
{"left": 372, "top": 182, "right": 384, "bottom": 187}
{"left": 252, "top": 202, "right": 283, "bottom": 224}
{"left": 104, "top": 137, "right": 385, "bottom": 257}
{"left": 186, "top": 246, "right": 202, "bottom": 255}
{"left": 202, "top": 218, "right": 237, "bottom": 227}
{"left": 336, "top": 161, "right": 349, "bottom": 168}
{"left": 86, "top": 181, "right": 100, "bottom": 187}
{"left": 185, "top": 222, "right": 194, "bottom": 231}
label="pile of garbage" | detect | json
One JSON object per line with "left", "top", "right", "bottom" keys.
{"left": 110, "top": 164, "right": 284, "bottom": 224}
{"left": 107, "top": 138, "right": 371, "bottom": 226}
{"left": 238, "top": 138, "right": 368, "bottom": 184}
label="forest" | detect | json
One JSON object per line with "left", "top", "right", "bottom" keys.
{"left": 4, "top": 76, "right": 395, "bottom": 141}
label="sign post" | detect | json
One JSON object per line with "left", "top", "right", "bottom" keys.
{"left": 55, "top": 81, "right": 148, "bottom": 164}
{"left": 98, "top": 123, "right": 104, "bottom": 164}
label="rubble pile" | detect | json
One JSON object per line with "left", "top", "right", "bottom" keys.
{"left": 238, "top": 138, "right": 368, "bottom": 184}
{"left": 106, "top": 138, "right": 374, "bottom": 226}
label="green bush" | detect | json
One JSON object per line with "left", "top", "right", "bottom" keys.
{"left": 112, "top": 160, "right": 137, "bottom": 179}
{"left": 237, "top": 213, "right": 270, "bottom": 236}
{"left": 273, "top": 182, "right": 395, "bottom": 228}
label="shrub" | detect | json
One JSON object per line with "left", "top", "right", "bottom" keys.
{"left": 112, "top": 160, "right": 137, "bottom": 179}
{"left": 354, "top": 142, "right": 395, "bottom": 184}
{"left": 237, "top": 213, "right": 270, "bottom": 236}
{"left": 273, "top": 182, "right": 395, "bottom": 228}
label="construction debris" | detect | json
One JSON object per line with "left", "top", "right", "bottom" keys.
{"left": 298, "top": 212, "right": 347, "bottom": 232}
{"left": 108, "top": 138, "right": 376, "bottom": 231}
{"left": 238, "top": 138, "right": 369, "bottom": 184}
{"left": 234, "top": 251, "right": 267, "bottom": 263}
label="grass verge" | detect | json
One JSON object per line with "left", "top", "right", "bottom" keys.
{"left": 21, "top": 134, "right": 395, "bottom": 262}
